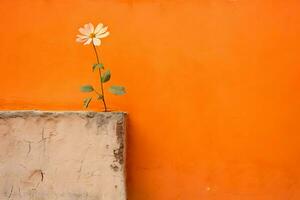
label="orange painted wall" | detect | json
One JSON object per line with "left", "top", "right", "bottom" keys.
{"left": 1, "top": 0, "right": 300, "bottom": 199}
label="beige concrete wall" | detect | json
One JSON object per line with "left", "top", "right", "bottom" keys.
{"left": 0, "top": 111, "right": 126, "bottom": 200}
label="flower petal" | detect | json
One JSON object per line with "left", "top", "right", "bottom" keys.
{"left": 79, "top": 27, "right": 89, "bottom": 36}
{"left": 96, "top": 31, "right": 110, "bottom": 39}
{"left": 77, "top": 34, "right": 88, "bottom": 39}
{"left": 93, "top": 38, "right": 101, "bottom": 46}
{"left": 76, "top": 35, "right": 88, "bottom": 43}
{"left": 76, "top": 37, "right": 83, "bottom": 43}
{"left": 83, "top": 23, "right": 94, "bottom": 35}
{"left": 94, "top": 23, "right": 104, "bottom": 34}
{"left": 84, "top": 38, "right": 92, "bottom": 45}
{"left": 96, "top": 26, "right": 108, "bottom": 35}
{"left": 87, "top": 23, "right": 94, "bottom": 33}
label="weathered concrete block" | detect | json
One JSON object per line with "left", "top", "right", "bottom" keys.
{"left": 0, "top": 111, "right": 126, "bottom": 200}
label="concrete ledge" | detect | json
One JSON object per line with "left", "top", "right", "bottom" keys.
{"left": 0, "top": 111, "right": 127, "bottom": 200}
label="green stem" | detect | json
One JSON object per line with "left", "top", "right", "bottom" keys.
{"left": 92, "top": 43, "right": 107, "bottom": 112}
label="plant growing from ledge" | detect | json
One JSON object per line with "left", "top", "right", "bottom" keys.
{"left": 76, "top": 23, "right": 125, "bottom": 111}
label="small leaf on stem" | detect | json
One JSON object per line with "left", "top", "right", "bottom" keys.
{"left": 92, "top": 63, "right": 104, "bottom": 71}
{"left": 83, "top": 97, "right": 92, "bottom": 108}
{"left": 101, "top": 69, "right": 111, "bottom": 83}
{"left": 80, "top": 85, "right": 94, "bottom": 92}
{"left": 109, "top": 85, "right": 126, "bottom": 95}
{"left": 98, "top": 94, "right": 104, "bottom": 100}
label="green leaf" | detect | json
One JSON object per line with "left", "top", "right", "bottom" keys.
{"left": 101, "top": 69, "right": 111, "bottom": 83}
{"left": 80, "top": 85, "right": 94, "bottom": 92}
{"left": 109, "top": 85, "right": 126, "bottom": 95}
{"left": 93, "top": 63, "right": 104, "bottom": 71}
{"left": 83, "top": 97, "right": 92, "bottom": 108}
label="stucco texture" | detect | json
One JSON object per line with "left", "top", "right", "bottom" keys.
{"left": 0, "top": 0, "right": 300, "bottom": 199}
{"left": 0, "top": 111, "right": 126, "bottom": 200}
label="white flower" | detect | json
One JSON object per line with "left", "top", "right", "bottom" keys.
{"left": 76, "top": 23, "right": 110, "bottom": 46}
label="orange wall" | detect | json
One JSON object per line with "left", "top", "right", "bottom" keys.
{"left": 1, "top": 0, "right": 300, "bottom": 199}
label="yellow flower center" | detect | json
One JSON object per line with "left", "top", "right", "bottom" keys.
{"left": 89, "top": 33, "right": 96, "bottom": 38}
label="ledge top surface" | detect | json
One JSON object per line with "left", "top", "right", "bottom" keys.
{"left": 0, "top": 110, "right": 127, "bottom": 117}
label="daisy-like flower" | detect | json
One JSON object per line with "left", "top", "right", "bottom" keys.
{"left": 76, "top": 23, "right": 109, "bottom": 46}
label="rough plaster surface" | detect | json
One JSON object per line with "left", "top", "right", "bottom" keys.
{"left": 0, "top": 111, "right": 127, "bottom": 200}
